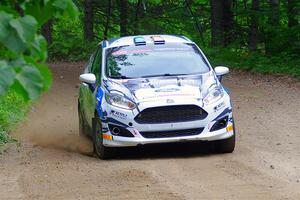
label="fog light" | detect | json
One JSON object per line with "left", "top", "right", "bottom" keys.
{"left": 226, "top": 125, "right": 233, "bottom": 132}
{"left": 108, "top": 124, "right": 134, "bottom": 137}
{"left": 210, "top": 116, "right": 228, "bottom": 132}
{"left": 111, "top": 127, "right": 121, "bottom": 135}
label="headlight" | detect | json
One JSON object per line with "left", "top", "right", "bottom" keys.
{"left": 203, "top": 86, "right": 224, "bottom": 105}
{"left": 105, "top": 93, "right": 136, "bottom": 110}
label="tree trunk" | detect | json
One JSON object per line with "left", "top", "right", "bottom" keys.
{"left": 84, "top": 0, "right": 93, "bottom": 41}
{"left": 133, "top": 0, "right": 142, "bottom": 34}
{"left": 211, "top": 0, "right": 223, "bottom": 46}
{"left": 223, "top": 0, "right": 234, "bottom": 46}
{"left": 265, "top": 0, "right": 280, "bottom": 54}
{"left": 104, "top": 0, "right": 112, "bottom": 39}
{"left": 287, "top": 0, "right": 298, "bottom": 27}
{"left": 119, "top": 0, "right": 127, "bottom": 36}
{"left": 249, "top": 0, "right": 259, "bottom": 51}
{"left": 41, "top": 20, "right": 53, "bottom": 44}
{"left": 15, "top": 3, "right": 24, "bottom": 16}
{"left": 185, "top": 0, "right": 205, "bottom": 45}
{"left": 211, "top": 0, "right": 233, "bottom": 46}
{"left": 269, "top": 0, "right": 280, "bottom": 26}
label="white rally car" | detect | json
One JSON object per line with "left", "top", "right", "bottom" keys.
{"left": 78, "top": 35, "right": 235, "bottom": 159}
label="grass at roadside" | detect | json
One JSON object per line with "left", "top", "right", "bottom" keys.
{"left": 204, "top": 47, "right": 300, "bottom": 79}
{"left": 0, "top": 91, "right": 30, "bottom": 152}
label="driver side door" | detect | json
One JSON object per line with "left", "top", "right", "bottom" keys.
{"left": 79, "top": 46, "right": 102, "bottom": 130}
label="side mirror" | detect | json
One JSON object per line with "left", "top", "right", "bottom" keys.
{"left": 79, "top": 73, "right": 96, "bottom": 84}
{"left": 215, "top": 66, "right": 229, "bottom": 76}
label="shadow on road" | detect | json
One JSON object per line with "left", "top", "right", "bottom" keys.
{"left": 104, "top": 141, "right": 217, "bottom": 160}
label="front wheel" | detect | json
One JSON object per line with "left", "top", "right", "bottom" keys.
{"left": 93, "top": 117, "right": 114, "bottom": 159}
{"left": 214, "top": 133, "right": 235, "bottom": 153}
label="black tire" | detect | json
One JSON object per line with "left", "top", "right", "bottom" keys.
{"left": 214, "top": 133, "right": 235, "bottom": 153}
{"left": 93, "top": 117, "right": 114, "bottom": 159}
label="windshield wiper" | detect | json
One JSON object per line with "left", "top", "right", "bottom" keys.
{"left": 110, "top": 75, "right": 134, "bottom": 79}
{"left": 141, "top": 73, "right": 190, "bottom": 78}
{"left": 111, "top": 73, "right": 197, "bottom": 79}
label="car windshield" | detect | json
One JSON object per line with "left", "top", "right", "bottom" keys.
{"left": 105, "top": 43, "right": 210, "bottom": 79}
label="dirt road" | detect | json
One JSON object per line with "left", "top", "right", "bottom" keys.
{"left": 1, "top": 62, "right": 299, "bottom": 200}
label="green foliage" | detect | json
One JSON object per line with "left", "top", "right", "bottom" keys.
{"left": 205, "top": 47, "right": 300, "bottom": 79}
{"left": 0, "top": 12, "right": 37, "bottom": 53}
{"left": 13, "top": 64, "right": 45, "bottom": 100}
{"left": 50, "top": 0, "right": 299, "bottom": 80}
{"left": 0, "top": 61, "right": 15, "bottom": 95}
{"left": 49, "top": 15, "right": 96, "bottom": 61}
{"left": 24, "top": 0, "right": 78, "bottom": 25}
{"left": 0, "top": 90, "right": 29, "bottom": 147}
{"left": 0, "top": 0, "right": 78, "bottom": 101}
{"left": 0, "top": 129, "right": 13, "bottom": 147}
{"left": 0, "top": 0, "right": 79, "bottom": 148}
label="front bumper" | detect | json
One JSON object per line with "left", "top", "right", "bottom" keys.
{"left": 103, "top": 124, "right": 234, "bottom": 147}
{"left": 100, "top": 95, "right": 234, "bottom": 147}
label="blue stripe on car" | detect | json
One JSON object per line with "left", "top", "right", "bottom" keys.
{"left": 96, "top": 88, "right": 104, "bottom": 118}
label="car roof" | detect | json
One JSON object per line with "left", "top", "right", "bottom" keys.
{"left": 103, "top": 35, "right": 194, "bottom": 48}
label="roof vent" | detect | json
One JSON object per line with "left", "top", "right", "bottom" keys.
{"left": 151, "top": 35, "right": 165, "bottom": 44}
{"left": 133, "top": 36, "right": 146, "bottom": 46}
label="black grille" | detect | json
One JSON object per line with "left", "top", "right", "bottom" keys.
{"left": 134, "top": 105, "right": 208, "bottom": 124}
{"left": 140, "top": 128, "right": 204, "bottom": 138}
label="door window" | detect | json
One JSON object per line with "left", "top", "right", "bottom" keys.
{"left": 91, "top": 46, "right": 102, "bottom": 82}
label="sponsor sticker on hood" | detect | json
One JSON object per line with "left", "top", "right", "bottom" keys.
{"left": 104, "top": 71, "right": 218, "bottom": 103}
{"left": 134, "top": 85, "right": 201, "bottom": 102}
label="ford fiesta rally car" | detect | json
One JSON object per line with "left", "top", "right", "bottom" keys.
{"left": 78, "top": 35, "right": 235, "bottom": 159}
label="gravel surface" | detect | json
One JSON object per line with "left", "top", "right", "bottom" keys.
{"left": 0, "top": 62, "right": 299, "bottom": 200}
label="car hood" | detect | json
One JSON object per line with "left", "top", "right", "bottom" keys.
{"left": 103, "top": 71, "right": 219, "bottom": 103}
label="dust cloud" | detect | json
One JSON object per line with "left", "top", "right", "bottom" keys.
{"left": 11, "top": 62, "right": 94, "bottom": 155}
{"left": 13, "top": 127, "right": 93, "bottom": 155}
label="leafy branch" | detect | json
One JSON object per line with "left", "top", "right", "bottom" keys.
{"left": 0, "top": 0, "right": 78, "bottom": 101}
